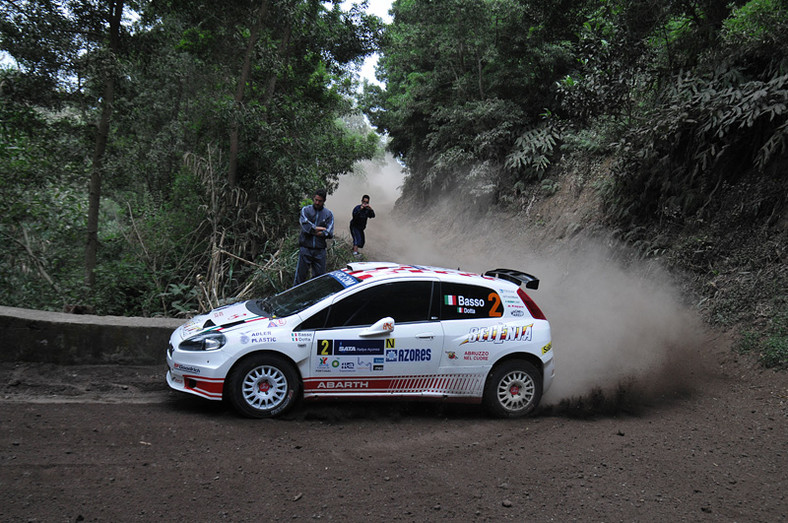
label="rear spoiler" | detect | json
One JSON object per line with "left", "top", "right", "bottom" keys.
{"left": 484, "top": 268, "right": 540, "bottom": 290}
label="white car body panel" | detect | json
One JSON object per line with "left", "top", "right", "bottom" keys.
{"left": 166, "top": 262, "right": 554, "bottom": 414}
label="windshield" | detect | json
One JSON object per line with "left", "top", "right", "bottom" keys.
{"left": 248, "top": 271, "right": 359, "bottom": 318}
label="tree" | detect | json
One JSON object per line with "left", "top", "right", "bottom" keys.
{"left": 0, "top": 0, "right": 383, "bottom": 314}
{"left": 1, "top": 0, "right": 137, "bottom": 292}
{"left": 364, "top": 0, "right": 582, "bottom": 201}
{"left": 85, "top": 0, "right": 125, "bottom": 289}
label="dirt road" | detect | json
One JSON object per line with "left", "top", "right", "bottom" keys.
{"left": 1, "top": 333, "right": 785, "bottom": 522}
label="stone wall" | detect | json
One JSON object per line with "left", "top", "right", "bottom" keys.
{"left": 0, "top": 306, "right": 184, "bottom": 365}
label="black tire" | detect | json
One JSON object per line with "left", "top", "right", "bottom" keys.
{"left": 483, "top": 359, "right": 542, "bottom": 418}
{"left": 225, "top": 353, "right": 300, "bottom": 418}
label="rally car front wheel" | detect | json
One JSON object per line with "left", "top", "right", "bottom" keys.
{"left": 226, "top": 354, "right": 300, "bottom": 418}
{"left": 483, "top": 360, "right": 542, "bottom": 418}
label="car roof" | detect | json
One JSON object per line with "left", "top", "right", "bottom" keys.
{"left": 342, "top": 262, "right": 516, "bottom": 289}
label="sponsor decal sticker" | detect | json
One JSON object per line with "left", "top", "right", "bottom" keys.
{"left": 511, "top": 310, "right": 525, "bottom": 317}
{"left": 461, "top": 324, "right": 534, "bottom": 345}
{"left": 242, "top": 330, "right": 275, "bottom": 343}
{"left": 444, "top": 295, "right": 486, "bottom": 308}
{"left": 331, "top": 270, "right": 360, "bottom": 288}
{"left": 317, "top": 339, "right": 385, "bottom": 356}
{"left": 335, "top": 340, "right": 385, "bottom": 355}
{"left": 173, "top": 362, "right": 201, "bottom": 374}
{"left": 316, "top": 380, "right": 369, "bottom": 389}
{"left": 317, "top": 357, "right": 331, "bottom": 371}
{"left": 463, "top": 350, "right": 489, "bottom": 361}
{"left": 182, "top": 318, "right": 203, "bottom": 335}
{"left": 385, "top": 348, "right": 432, "bottom": 362}
{"left": 542, "top": 342, "right": 552, "bottom": 354}
{"left": 355, "top": 358, "right": 372, "bottom": 371}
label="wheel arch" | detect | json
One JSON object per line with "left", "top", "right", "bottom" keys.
{"left": 485, "top": 352, "right": 543, "bottom": 387}
{"left": 225, "top": 349, "right": 304, "bottom": 399}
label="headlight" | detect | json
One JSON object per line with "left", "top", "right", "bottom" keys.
{"left": 179, "top": 332, "right": 227, "bottom": 351}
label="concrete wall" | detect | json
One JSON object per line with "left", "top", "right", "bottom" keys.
{"left": 1, "top": 306, "right": 184, "bottom": 365}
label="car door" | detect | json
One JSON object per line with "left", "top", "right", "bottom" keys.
{"left": 436, "top": 281, "right": 510, "bottom": 396}
{"left": 303, "top": 280, "right": 444, "bottom": 397}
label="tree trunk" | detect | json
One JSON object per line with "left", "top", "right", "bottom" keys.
{"left": 85, "top": 0, "right": 124, "bottom": 289}
{"left": 263, "top": 23, "right": 292, "bottom": 110}
{"left": 228, "top": 1, "right": 269, "bottom": 188}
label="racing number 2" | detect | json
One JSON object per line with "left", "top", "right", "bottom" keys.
{"left": 488, "top": 293, "right": 502, "bottom": 317}
{"left": 317, "top": 339, "right": 333, "bottom": 355}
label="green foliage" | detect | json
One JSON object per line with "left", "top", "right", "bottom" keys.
{"left": 723, "top": 0, "right": 788, "bottom": 47}
{"left": 506, "top": 125, "right": 562, "bottom": 181}
{"left": 606, "top": 69, "right": 788, "bottom": 226}
{"left": 0, "top": 67, "right": 90, "bottom": 309}
{"left": 737, "top": 307, "right": 788, "bottom": 369}
{"left": 368, "top": 0, "right": 580, "bottom": 200}
{"left": 560, "top": 116, "right": 624, "bottom": 155}
{"left": 0, "top": 0, "right": 382, "bottom": 315}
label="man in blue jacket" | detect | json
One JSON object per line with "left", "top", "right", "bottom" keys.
{"left": 294, "top": 189, "right": 334, "bottom": 286}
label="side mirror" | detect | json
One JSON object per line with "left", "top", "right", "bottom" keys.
{"left": 359, "top": 317, "right": 395, "bottom": 336}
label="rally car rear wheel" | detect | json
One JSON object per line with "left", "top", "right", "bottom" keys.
{"left": 483, "top": 360, "right": 542, "bottom": 418}
{"left": 226, "top": 354, "right": 300, "bottom": 418}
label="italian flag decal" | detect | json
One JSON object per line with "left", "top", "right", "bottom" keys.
{"left": 444, "top": 295, "right": 457, "bottom": 305}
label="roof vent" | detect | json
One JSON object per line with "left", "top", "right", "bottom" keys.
{"left": 346, "top": 261, "right": 400, "bottom": 272}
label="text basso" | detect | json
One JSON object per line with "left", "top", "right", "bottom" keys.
{"left": 458, "top": 296, "right": 485, "bottom": 307}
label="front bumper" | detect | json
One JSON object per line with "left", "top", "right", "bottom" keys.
{"left": 166, "top": 341, "right": 230, "bottom": 400}
{"left": 166, "top": 368, "right": 224, "bottom": 400}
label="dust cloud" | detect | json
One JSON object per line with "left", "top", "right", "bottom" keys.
{"left": 329, "top": 153, "right": 406, "bottom": 242}
{"left": 332, "top": 156, "right": 706, "bottom": 411}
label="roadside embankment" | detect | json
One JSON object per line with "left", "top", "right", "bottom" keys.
{"left": 0, "top": 306, "right": 182, "bottom": 365}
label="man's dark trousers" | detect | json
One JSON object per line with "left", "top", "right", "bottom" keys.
{"left": 294, "top": 246, "right": 327, "bottom": 285}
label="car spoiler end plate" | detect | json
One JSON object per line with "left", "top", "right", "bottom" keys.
{"left": 484, "top": 268, "right": 540, "bottom": 290}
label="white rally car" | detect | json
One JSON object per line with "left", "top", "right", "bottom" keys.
{"left": 166, "top": 262, "right": 554, "bottom": 418}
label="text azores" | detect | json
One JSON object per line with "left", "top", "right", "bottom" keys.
{"left": 386, "top": 348, "right": 432, "bottom": 362}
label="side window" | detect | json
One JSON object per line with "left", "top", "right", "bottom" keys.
{"left": 440, "top": 283, "right": 503, "bottom": 320}
{"left": 325, "top": 281, "right": 434, "bottom": 328}
{"left": 295, "top": 307, "right": 329, "bottom": 331}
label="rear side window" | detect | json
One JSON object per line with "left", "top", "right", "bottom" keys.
{"left": 324, "top": 281, "right": 435, "bottom": 328}
{"left": 440, "top": 283, "right": 503, "bottom": 320}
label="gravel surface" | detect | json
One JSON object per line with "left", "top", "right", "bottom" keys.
{"left": 1, "top": 332, "right": 785, "bottom": 522}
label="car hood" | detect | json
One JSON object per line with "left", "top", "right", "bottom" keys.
{"left": 178, "top": 301, "right": 267, "bottom": 339}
